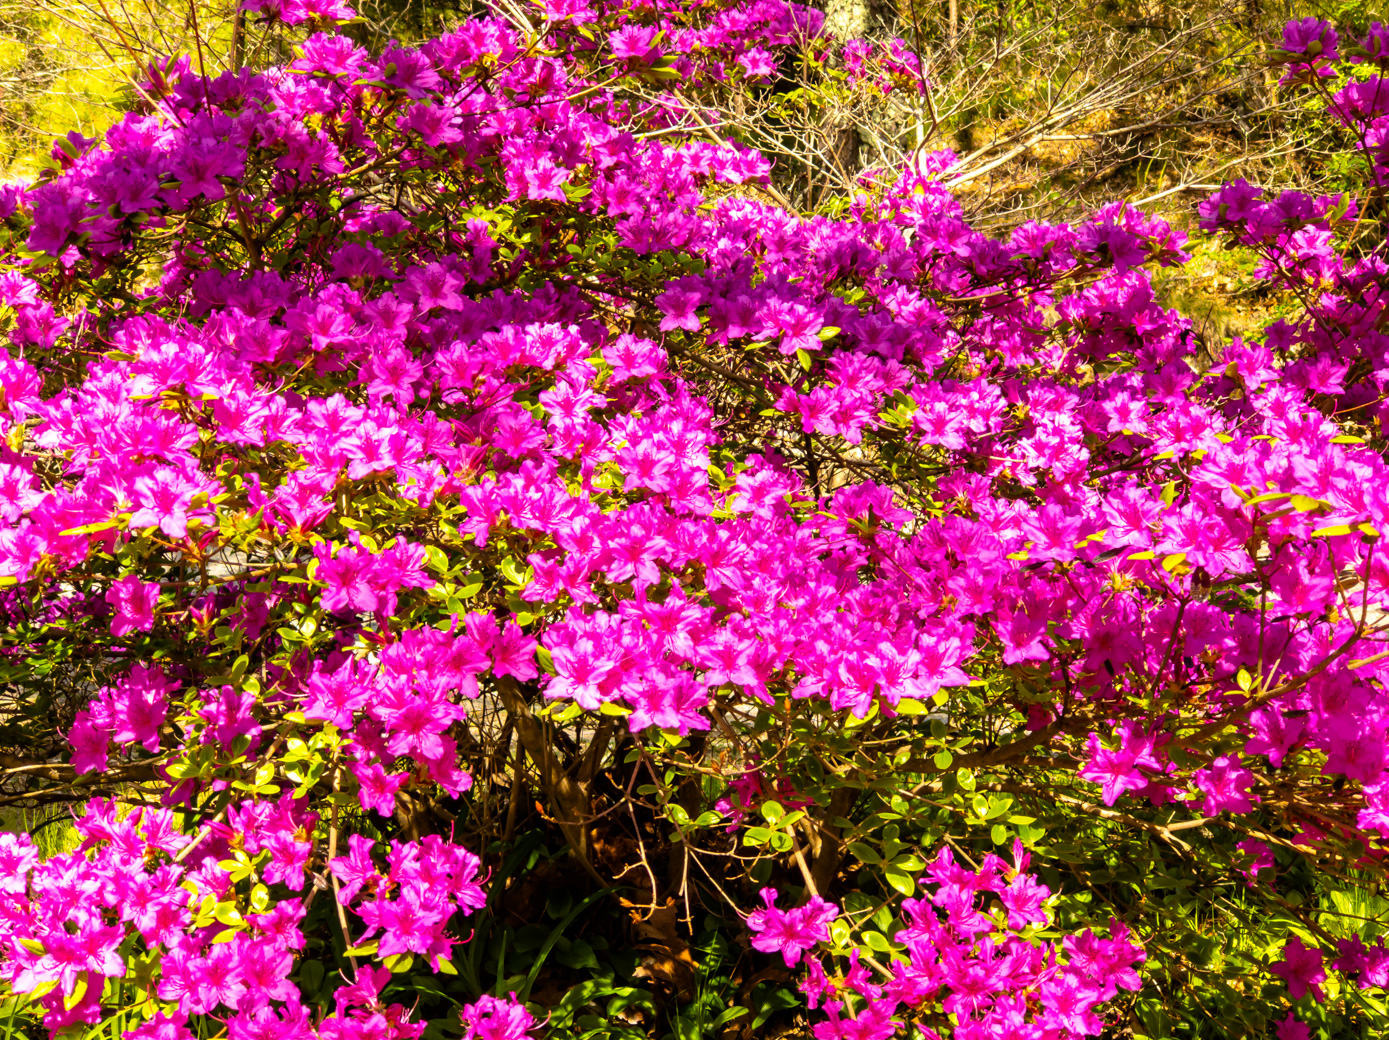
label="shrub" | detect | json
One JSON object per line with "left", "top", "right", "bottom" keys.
{"left": 1, "top": 3, "right": 1388, "bottom": 1039}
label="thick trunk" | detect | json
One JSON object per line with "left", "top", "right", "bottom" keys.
{"left": 496, "top": 675, "right": 607, "bottom": 885}
{"left": 810, "top": 786, "right": 861, "bottom": 895}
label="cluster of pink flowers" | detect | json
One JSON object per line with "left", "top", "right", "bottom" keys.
{"left": 0, "top": 801, "right": 492, "bottom": 1040}
{"left": 749, "top": 844, "right": 1145, "bottom": 1040}
{"left": 839, "top": 37, "right": 927, "bottom": 95}
{"left": 329, "top": 833, "right": 487, "bottom": 963}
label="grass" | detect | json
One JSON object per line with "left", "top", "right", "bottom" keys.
{"left": 0, "top": 803, "right": 80, "bottom": 859}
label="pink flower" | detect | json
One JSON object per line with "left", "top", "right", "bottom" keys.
{"left": 1281, "top": 17, "right": 1338, "bottom": 60}
{"left": 609, "top": 24, "right": 661, "bottom": 64}
{"left": 1236, "top": 839, "right": 1275, "bottom": 884}
{"left": 625, "top": 672, "right": 711, "bottom": 736}
{"left": 329, "top": 834, "right": 379, "bottom": 904}
{"left": 68, "top": 709, "right": 110, "bottom": 774}
{"left": 128, "top": 466, "right": 214, "bottom": 539}
{"left": 460, "top": 994, "right": 536, "bottom": 1040}
{"left": 1192, "top": 754, "right": 1258, "bottom": 814}
{"left": 1244, "top": 708, "right": 1305, "bottom": 768}
{"left": 491, "top": 621, "right": 538, "bottom": 679}
{"left": 1038, "top": 973, "right": 1104, "bottom": 1036}
{"left": 107, "top": 575, "right": 159, "bottom": 636}
{"left": 354, "top": 760, "right": 408, "bottom": 816}
{"left": 655, "top": 287, "right": 703, "bottom": 332}
{"left": 126, "top": 1012, "right": 193, "bottom": 1040}
{"left": 0, "top": 833, "right": 37, "bottom": 892}
{"left": 999, "top": 873, "right": 1049, "bottom": 930}
{"left": 1276, "top": 1012, "right": 1311, "bottom": 1040}
{"left": 1079, "top": 723, "right": 1162, "bottom": 805}
{"left": 747, "top": 889, "right": 838, "bottom": 967}
{"left": 1271, "top": 937, "right": 1326, "bottom": 1002}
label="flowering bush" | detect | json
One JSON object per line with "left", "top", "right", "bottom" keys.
{"left": 2, "top": 0, "right": 1389, "bottom": 1037}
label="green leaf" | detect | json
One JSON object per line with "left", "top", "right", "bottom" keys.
{"left": 713, "top": 1006, "right": 749, "bottom": 1028}
{"left": 498, "top": 556, "right": 529, "bottom": 585}
{"left": 551, "top": 701, "right": 583, "bottom": 723}
{"left": 743, "top": 826, "right": 775, "bottom": 846}
{"left": 884, "top": 870, "right": 915, "bottom": 896}
{"left": 985, "top": 794, "right": 1014, "bottom": 819}
{"left": 862, "top": 930, "right": 891, "bottom": 952}
{"left": 63, "top": 972, "right": 88, "bottom": 1011}
{"left": 424, "top": 544, "right": 450, "bottom": 574}
{"left": 213, "top": 901, "right": 244, "bottom": 926}
{"left": 1311, "top": 523, "right": 1354, "bottom": 537}
{"left": 521, "top": 889, "right": 610, "bottom": 1000}
{"left": 638, "top": 62, "right": 682, "bottom": 81}
{"left": 59, "top": 520, "right": 120, "bottom": 537}
{"left": 847, "top": 841, "right": 882, "bottom": 865}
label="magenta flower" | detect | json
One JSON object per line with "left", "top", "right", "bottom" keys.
{"left": 1236, "top": 839, "right": 1275, "bottom": 884}
{"left": 1276, "top": 1012, "right": 1311, "bottom": 1040}
{"left": 1079, "top": 731, "right": 1154, "bottom": 805}
{"left": 106, "top": 575, "right": 159, "bottom": 636}
{"left": 68, "top": 709, "right": 110, "bottom": 775}
{"left": 0, "top": 833, "right": 37, "bottom": 893}
{"left": 1271, "top": 936, "right": 1326, "bottom": 1002}
{"left": 460, "top": 994, "right": 536, "bottom": 1040}
{"left": 609, "top": 24, "right": 661, "bottom": 64}
{"left": 128, "top": 467, "right": 214, "bottom": 539}
{"left": 1282, "top": 17, "right": 1339, "bottom": 60}
{"left": 354, "top": 760, "right": 409, "bottom": 816}
{"left": 747, "top": 888, "right": 838, "bottom": 967}
{"left": 655, "top": 286, "right": 703, "bottom": 332}
{"left": 999, "top": 872, "right": 1049, "bottom": 930}
{"left": 126, "top": 1012, "right": 192, "bottom": 1040}
{"left": 329, "top": 834, "right": 379, "bottom": 904}
{"left": 1191, "top": 754, "right": 1258, "bottom": 815}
